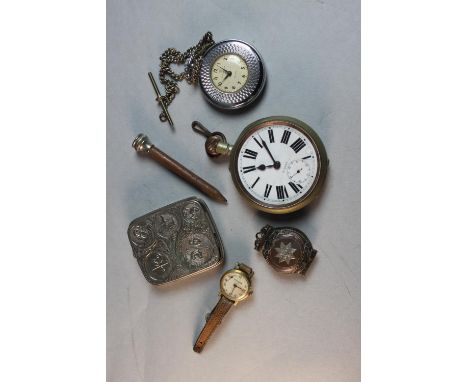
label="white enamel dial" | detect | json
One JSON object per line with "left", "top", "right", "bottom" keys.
{"left": 236, "top": 124, "right": 319, "bottom": 206}
{"left": 211, "top": 54, "right": 249, "bottom": 93}
{"left": 221, "top": 271, "right": 249, "bottom": 300}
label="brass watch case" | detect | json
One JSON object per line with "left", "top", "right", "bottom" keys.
{"left": 228, "top": 116, "right": 329, "bottom": 214}
{"left": 219, "top": 269, "right": 252, "bottom": 305}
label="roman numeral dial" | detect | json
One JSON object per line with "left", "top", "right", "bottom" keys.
{"left": 242, "top": 165, "right": 256, "bottom": 173}
{"left": 276, "top": 185, "right": 289, "bottom": 200}
{"left": 268, "top": 129, "right": 274, "bottom": 143}
{"left": 281, "top": 130, "right": 291, "bottom": 144}
{"left": 290, "top": 138, "right": 306, "bottom": 153}
{"left": 288, "top": 182, "right": 303, "bottom": 194}
{"left": 243, "top": 149, "right": 258, "bottom": 159}
{"left": 235, "top": 121, "right": 322, "bottom": 210}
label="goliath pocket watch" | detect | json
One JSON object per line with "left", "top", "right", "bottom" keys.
{"left": 151, "top": 32, "right": 266, "bottom": 126}
{"left": 193, "top": 263, "right": 253, "bottom": 353}
{"left": 193, "top": 116, "right": 329, "bottom": 214}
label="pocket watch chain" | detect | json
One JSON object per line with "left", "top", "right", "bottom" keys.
{"left": 157, "top": 32, "right": 215, "bottom": 123}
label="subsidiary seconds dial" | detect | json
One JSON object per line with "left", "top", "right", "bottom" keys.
{"left": 286, "top": 159, "right": 312, "bottom": 184}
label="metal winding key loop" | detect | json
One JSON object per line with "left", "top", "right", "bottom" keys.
{"left": 191, "top": 121, "right": 232, "bottom": 158}
{"left": 191, "top": 120, "right": 214, "bottom": 138}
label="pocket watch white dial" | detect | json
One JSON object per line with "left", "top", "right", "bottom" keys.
{"left": 236, "top": 124, "right": 319, "bottom": 207}
{"left": 199, "top": 40, "right": 266, "bottom": 110}
{"left": 192, "top": 117, "right": 328, "bottom": 214}
{"left": 229, "top": 117, "right": 328, "bottom": 214}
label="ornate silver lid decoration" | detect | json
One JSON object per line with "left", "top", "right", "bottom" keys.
{"left": 255, "top": 225, "right": 317, "bottom": 275}
{"left": 274, "top": 242, "right": 297, "bottom": 265}
{"left": 128, "top": 197, "right": 225, "bottom": 286}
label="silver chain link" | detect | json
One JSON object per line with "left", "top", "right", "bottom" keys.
{"left": 158, "top": 32, "right": 215, "bottom": 122}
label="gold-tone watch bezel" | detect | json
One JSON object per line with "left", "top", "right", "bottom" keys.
{"left": 219, "top": 269, "right": 251, "bottom": 303}
{"left": 229, "top": 116, "right": 329, "bottom": 214}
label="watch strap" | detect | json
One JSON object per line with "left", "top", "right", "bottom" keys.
{"left": 193, "top": 295, "right": 234, "bottom": 353}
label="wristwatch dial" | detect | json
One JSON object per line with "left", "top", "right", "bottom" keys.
{"left": 230, "top": 117, "right": 328, "bottom": 214}
{"left": 220, "top": 270, "right": 250, "bottom": 301}
{"left": 211, "top": 54, "right": 249, "bottom": 93}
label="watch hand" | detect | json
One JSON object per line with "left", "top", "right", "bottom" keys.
{"left": 217, "top": 64, "right": 232, "bottom": 75}
{"left": 291, "top": 168, "right": 302, "bottom": 178}
{"left": 220, "top": 71, "right": 232, "bottom": 84}
{"left": 232, "top": 285, "right": 243, "bottom": 294}
{"left": 260, "top": 139, "right": 281, "bottom": 169}
{"left": 257, "top": 164, "right": 275, "bottom": 170}
{"left": 234, "top": 284, "right": 246, "bottom": 293}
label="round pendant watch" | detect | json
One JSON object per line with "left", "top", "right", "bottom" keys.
{"left": 192, "top": 116, "right": 328, "bottom": 214}
{"left": 199, "top": 40, "right": 266, "bottom": 110}
{"left": 255, "top": 225, "right": 317, "bottom": 275}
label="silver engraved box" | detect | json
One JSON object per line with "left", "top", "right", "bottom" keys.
{"left": 128, "top": 197, "right": 225, "bottom": 286}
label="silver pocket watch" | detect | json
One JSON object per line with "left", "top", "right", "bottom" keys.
{"left": 150, "top": 32, "right": 266, "bottom": 126}
{"left": 199, "top": 39, "right": 266, "bottom": 110}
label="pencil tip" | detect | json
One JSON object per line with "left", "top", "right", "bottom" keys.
{"left": 217, "top": 193, "right": 228, "bottom": 203}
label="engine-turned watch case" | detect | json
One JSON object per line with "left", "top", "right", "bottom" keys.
{"left": 199, "top": 40, "right": 266, "bottom": 110}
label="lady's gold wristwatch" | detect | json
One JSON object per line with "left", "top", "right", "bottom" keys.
{"left": 193, "top": 263, "right": 254, "bottom": 353}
